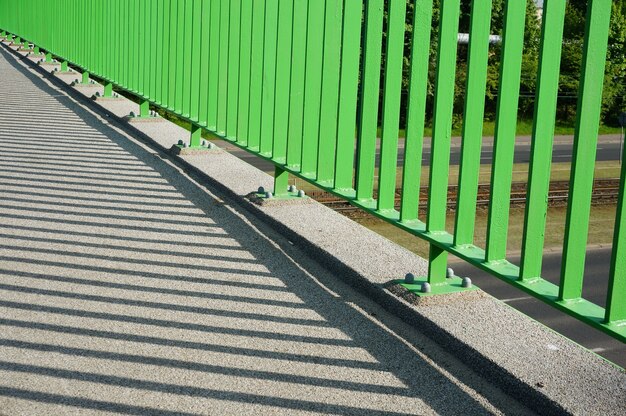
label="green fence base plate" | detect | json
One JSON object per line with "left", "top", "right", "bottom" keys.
{"left": 170, "top": 144, "right": 220, "bottom": 156}
{"left": 126, "top": 114, "right": 161, "bottom": 122}
{"left": 254, "top": 190, "right": 309, "bottom": 201}
{"left": 396, "top": 276, "right": 479, "bottom": 297}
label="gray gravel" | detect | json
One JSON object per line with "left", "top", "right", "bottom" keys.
{"left": 1, "top": 40, "right": 624, "bottom": 416}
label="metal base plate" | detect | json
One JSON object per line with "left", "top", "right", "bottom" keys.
{"left": 170, "top": 144, "right": 220, "bottom": 156}
{"left": 396, "top": 276, "right": 479, "bottom": 297}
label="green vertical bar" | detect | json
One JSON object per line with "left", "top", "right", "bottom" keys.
{"left": 226, "top": 0, "right": 241, "bottom": 139}
{"left": 207, "top": 0, "right": 220, "bottom": 129}
{"left": 177, "top": 0, "right": 193, "bottom": 118}
{"left": 198, "top": 0, "right": 211, "bottom": 127}
{"left": 273, "top": 166, "right": 289, "bottom": 197}
{"left": 453, "top": 0, "right": 492, "bottom": 245}
{"left": 216, "top": 0, "right": 230, "bottom": 134}
{"left": 399, "top": 0, "right": 433, "bottom": 223}
{"left": 316, "top": 0, "right": 343, "bottom": 185}
{"left": 132, "top": 0, "right": 139, "bottom": 91}
{"left": 247, "top": 0, "right": 265, "bottom": 151}
{"left": 154, "top": 0, "right": 163, "bottom": 104}
{"left": 140, "top": 0, "right": 147, "bottom": 93}
{"left": 139, "top": 100, "right": 150, "bottom": 118}
{"left": 174, "top": 0, "right": 185, "bottom": 112}
{"left": 104, "top": 0, "right": 109, "bottom": 76}
{"left": 151, "top": 0, "right": 159, "bottom": 101}
{"left": 189, "top": 0, "right": 202, "bottom": 121}
{"left": 104, "top": 83, "right": 113, "bottom": 98}
{"left": 189, "top": 124, "right": 202, "bottom": 148}
{"left": 606, "top": 146, "right": 626, "bottom": 323}
{"left": 113, "top": 0, "right": 126, "bottom": 85}
{"left": 426, "top": 0, "right": 460, "bottom": 283}
{"left": 236, "top": 0, "right": 252, "bottom": 145}
{"left": 300, "top": 0, "right": 326, "bottom": 177}
{"left": 333, "top": 0, "right": 362, "bottom": 191}
{"left": 163, "top": 0, "right": 172, "bottom": 108}
{"left": 121, "top": 0, "right": 127, "bottom": 85}
{"left": 376, "top": 0, "right": 406, "bottom": 211}
{"left": 159, "top": 0, "right": 167, "bottom": 105}
{"left": 163, "top": 0, "right": 180, "bottom": 110}
{"left": 285, "top": 0, "right": 308, "bottom": 169}
{"left": 519, "top": 0, "right": 567, "bottom": 280}
{"left": 271, "top": 0, "right": 294, "bottom": 164}
{"left": 484, "top": 0, "right": 526, "bottom": 262}
{"left": 559, "top": 1, "right": 612, "bottom": 301}
{"left": 354, "top": 0, "right": 383, "bottom": 201}
{"left": 260, "top": 0, "right": 278, "bottom": 156}
{"left": 181, "top": 0, "right": 193, "bottom": 117}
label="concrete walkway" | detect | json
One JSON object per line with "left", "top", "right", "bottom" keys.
{"left": 0, "top": 47, "right": 540, "bottom": 414}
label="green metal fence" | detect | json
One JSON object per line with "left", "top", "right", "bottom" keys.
{"left": 1, "top": 0, "right": 624, "bottom": 342}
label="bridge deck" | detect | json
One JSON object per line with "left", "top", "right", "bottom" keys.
{"left": 0, "top": 48, "right": 534, "bottom": 415}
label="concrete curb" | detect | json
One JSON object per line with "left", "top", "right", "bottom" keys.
{"left": 3, "top": 43, "right": 624, "bottom": 416}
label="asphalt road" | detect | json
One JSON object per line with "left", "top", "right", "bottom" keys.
{"left": 215, "top": 134, "right": 624, "bottom": 172}
{"left": 450, "top": 247, "right": 626, "bottom": 369}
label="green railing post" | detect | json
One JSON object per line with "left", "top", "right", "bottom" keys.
{"left": 273, "top": 166, "right": 289, "bottom": 198}
{"left": 33, "top": 45, "right": 39, "bottom": 54}
{"left": 605, "top": 143, "right": 626, "bottom": 324}
{"left": 139, "top": 100, "right": 149, "bottom": 118}
{"left": 426, "top": 0, "right": 460, "bottom": 285}
{"left": 44, "top": 52, "right": 52, "bottom": 63}
{"left": 189, "top": 124, "right": 202, "bottom": 148}
{"left": 81, "top": 71, "right": 90, "bottom": 85}
{"left": 60, "top": 61, "right": 68, "bottom": 72}
{"left": 103, "top": 82, "right": 113, "bottom": 98}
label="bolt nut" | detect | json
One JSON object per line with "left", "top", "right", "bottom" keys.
{"left": 201, "top": 140, "right": 207, "bottom": 147}
{"left": 207, "top": 143, "right": 213, "bottom": 149}
{"left": 95, "top": 92, "right": 101, "bottom": 97}
{"left": 446, "top": 267, "right": 454, "bottom": 278}
{"left": 129, "top": 111, "right": 135, "bottom": 118}
{"left": 265, "top": 191, "right": 273, "bottom": 199}
{"left": 177, "top": 139, "right": 184, "bottom": 146}
{"left": 404, "top": 273, "right": 415, "bottom": 284}
{"left": 257, "top": 186, "right": 265, "bottom": 194}
{"left": 297, "top": 190, "right": 306, "bottom": 198}
{"left": 288, "top": 185, "right": 296, "bottom": 193}
{"left": 421, "top": 282, "right": 432, "bottom": 294}
{"left": 462, "top": 277, "right": 472, "bottom": 288}
{"left": 183, "top": 143, "right": 189, "bottom": 148}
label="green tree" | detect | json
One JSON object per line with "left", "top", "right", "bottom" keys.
{"left": 604, "top": 0, "right": 626, "bottom": 125}
{"left": 559, "top": 0, "right": 626, "bottom": 124}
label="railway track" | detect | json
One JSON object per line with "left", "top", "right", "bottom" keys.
{"left": 307, "top": 179, "right": 621, "bottom": 215}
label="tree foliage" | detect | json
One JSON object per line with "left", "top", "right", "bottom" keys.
{"left": 559, "top": 0, "right": 626, "bottom": 125}
{"left": 394, "top": 0, "right": 625, "bottom": 128}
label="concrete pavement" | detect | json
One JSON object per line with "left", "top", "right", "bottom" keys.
{"left": 0, "top": 43, "right": 534, "bottom": 415}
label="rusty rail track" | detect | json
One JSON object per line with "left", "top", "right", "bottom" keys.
{"left": 308, "top": 179, "right": 621, "bottom": 215}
